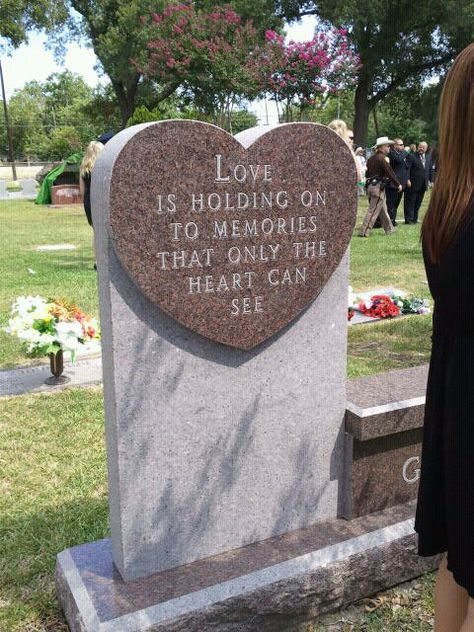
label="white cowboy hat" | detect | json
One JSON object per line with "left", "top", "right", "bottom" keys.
{"left": 373, "top": 136, "right": 394, "bottom": 149}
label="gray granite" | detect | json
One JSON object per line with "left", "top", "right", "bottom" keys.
{"left": 0, "top": 356, "right": 102, "bottom": 397}
{"left": 19, "top": 178, "right": 38, "bottom": 198}
{"left": 56, "top": 502, "right": 441, "bottom": 632}
{"left": 0, "top": 181, "right": 9, "bottom": 199}
{"left": 90, "top": 121, "right": 356, "bottom": 580}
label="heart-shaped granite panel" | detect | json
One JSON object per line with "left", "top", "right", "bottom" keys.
{"left": 108, "top": 121, "right": 357, "bottom": 349}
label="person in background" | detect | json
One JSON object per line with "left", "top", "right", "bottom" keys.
{"left": 355, "top": 147, "right": 367, "bottom": 196}
{"left": 404, "top": 141, "right": 433, "bottom": 224}
{"left": 430, "top": 146, "right": 439, "bottom": 183}
{"left": 415, "top": 42, "right": 474, "bottom": 632}
{"left": 328, "top": 119, "right": 364, "bottom": 189}
{"left": 79, "top": 141, "right": 104, "bottom": 268}
{"left": 358, "top": 136, "right": 402, "bottom": 237}
{"left": 386, "top": 138, "right": 410, "bottom": 226}
{"left": 328, "top": 118, "right": 353, "bottom": 147}
{"left": 409, "top": 143, "right": 417, "bottom": 153}
{"left": 347, "top": 129, "right": 355, "bottom": 149}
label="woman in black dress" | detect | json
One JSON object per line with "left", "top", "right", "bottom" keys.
{"left": 415, "top": 43, "right": 474, "bottom": 631}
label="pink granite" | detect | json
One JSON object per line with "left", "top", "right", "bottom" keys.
{"left": 108, "top": 121, "right": 357, "bottom": 349}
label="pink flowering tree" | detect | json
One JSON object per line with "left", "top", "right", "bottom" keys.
{"left": 138, "top": 2, "right": 264, "bottom": 130}
{"left": 258, "top": 28, "right": 360, "bottom": 121}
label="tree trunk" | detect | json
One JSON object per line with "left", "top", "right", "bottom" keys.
{"left": 112, "top": 78, "right": 140, "bottom": 129}
{"left": 353, "top": 77, "right": 371, "bottom": 148}
{"left": 372, "top": 106, "right": 380, "bottom": 137}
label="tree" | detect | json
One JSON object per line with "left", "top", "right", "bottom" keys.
{"left": 0, "top": 0, "right": 68, "bottom": 48}
{"left": 260, "top": 26, "right": 359, "bottom": 121}
{"left": 40, "top": 0, "right": 281, "bottom": 127}
{"left": 277, "top": 0, "right": 474, "bottom": 145}
{"left": 139, "top": 3, "right": 265, "bottom": 128}
{"left": 0, "top": 71, "right": 120, "bottom": 160}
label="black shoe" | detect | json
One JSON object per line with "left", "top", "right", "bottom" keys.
{"left": 93, "top": 263, "right": 97, "bottom": 271}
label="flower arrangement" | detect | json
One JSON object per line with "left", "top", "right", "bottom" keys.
{"left": 5, "top": 296, "right": 101, "bottom": 360}
{"left": 391, "top": 295, "right": 430, "bottom": 315}
{"left": 358, "top": 295, "right": 401, "bottom": 319}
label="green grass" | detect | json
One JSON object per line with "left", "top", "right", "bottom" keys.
{"left": 0, "top": 388, "right": 107, "bottom": 632}
{"left": 345, "top": 193, "right": 432, "bottom": 377}
{"left": 0, "top": 196, "right": 432, "bottom": 373}
{"left": 0, "top": 200, "right": 97, "bottom": 368}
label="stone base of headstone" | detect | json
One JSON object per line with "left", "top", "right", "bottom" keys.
{"left": 56, "top": 501, "right": 440, "bottom": 632}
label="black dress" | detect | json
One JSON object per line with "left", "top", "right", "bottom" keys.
{"left": 415, "top": 207, "right": 474, "bottom": 597}
{"left": 83, "top": 172, "right": 92, "bottom": 226}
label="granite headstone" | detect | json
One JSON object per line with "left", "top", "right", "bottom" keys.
{"left": 93, "top": 120, "right": 357, "bottom": 582}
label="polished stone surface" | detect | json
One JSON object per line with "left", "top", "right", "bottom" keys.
{"left": 56, "top": 502, "right": 441, "bottom": 632}
{"left": 348, "top": 430, "right": 422, "bottom": 518}
{"left": 106, "top": 121, "right": 357, "bottom": 349}
{"left": 91, "top": 122, "right": 352, "bottom": 580}
{"left": 346, "top": 364, "right": 428, "bottom": 440}
{"left": 343, "top": 365, "right": 428, "bottom": 518}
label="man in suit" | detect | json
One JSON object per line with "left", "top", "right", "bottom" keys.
{"left": 404, "top": 141, "right": 432, "bottom": 224}
{"left": 386, "top": 138, "right": 410, "bottom": 226}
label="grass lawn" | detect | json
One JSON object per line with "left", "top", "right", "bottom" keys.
{"left": 0, "top": 196, "right": 436, "bottom": 631}
{"left": 0, "top": 388, "right": 107, "bottom": 632}
{"left": 0, "top": 196, "right": 432, "bottom": 374}
{"left": 0, "top": 200, "right": 97, "bottom": 368}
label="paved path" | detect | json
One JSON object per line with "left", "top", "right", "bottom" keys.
{"left": 0, "top": 356, "right": 103, "bottom": 397}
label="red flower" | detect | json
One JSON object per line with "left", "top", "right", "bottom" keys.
{"left": 358, "top": 295, "right": 400, "bottom": 319}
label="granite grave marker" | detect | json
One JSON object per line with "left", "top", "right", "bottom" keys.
{"left": 90, "top": 120, "right": 357, "bottom": 582}
{"left": 55, "top": 121, "right": 442, "bottom": 632}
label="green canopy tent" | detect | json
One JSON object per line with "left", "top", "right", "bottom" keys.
{"left": 35, "top": 152, "right": 83, "bottom": 205}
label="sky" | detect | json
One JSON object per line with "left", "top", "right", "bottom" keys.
{"left": 2, "top": 16, "right": 317, "bottom": 124}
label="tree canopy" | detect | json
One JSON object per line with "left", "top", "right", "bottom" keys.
{"left": 277, "top": 0, "right": 474, "bottom": 143}
{"left": 47, "top": 0, "right": 282, "bottom": 126}
{"left": 0, "top": 0, "right": 67, "bottom": 48}
{"left": 0, "top": 71, "right": 121, "bottom": 160}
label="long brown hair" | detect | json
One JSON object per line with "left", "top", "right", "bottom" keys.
{"left": 422, "top": 43, "right": 474, "bottom": 263}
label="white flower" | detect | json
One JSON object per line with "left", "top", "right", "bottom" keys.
{"left": 363, "top": 299, "right": 373, "bottom": 310}
{"left": 55, "top": 320, "right": 83, "bottom": 343}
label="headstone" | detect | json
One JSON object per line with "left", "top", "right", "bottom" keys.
{"left": 51, "top": 184, "right": 82, "bottom": 205}
{"left": 56, "top": 121, "right": 440, "bottom": 632}
{"left": 36, "top": 244, "right": 77, "bottom": 251}
{"left": 343, "top": 365, "right": 428, "bottom": 518}
{"left": 19, "top": 178, "right": 38, "bottom": 199}
{"left": 90, "top": 120, "right": 357, "bottom": 580}
{"left": 0, "top": 181, "right": 9, "bottom": 199}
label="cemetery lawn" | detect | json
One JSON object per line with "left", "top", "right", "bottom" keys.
{"left": 1, "top": 196, "right": 432, "bottom": 373}
{"left": 0, "top": 387, "right": 108, "bottom": 632}
{"left": 0, "top": 200, "right": 97, "bottom": 368}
